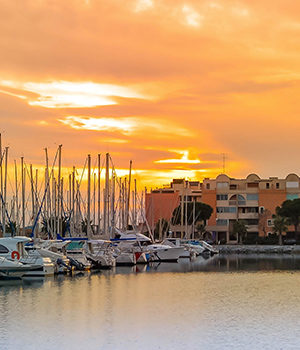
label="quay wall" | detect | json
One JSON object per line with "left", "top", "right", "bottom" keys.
{"left": 217, "top": 245, "right": 300, "bottom": 254}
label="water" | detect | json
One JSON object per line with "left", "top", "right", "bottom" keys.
{"left": 1, "top": 255, "right": 300, "bottom": 350}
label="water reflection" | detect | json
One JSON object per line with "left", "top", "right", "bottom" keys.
{"left": 1, "top": 255, "right": 300, "bottom": 350}
{"left": 2, "top": 254, "right": 300, "bottom": 288}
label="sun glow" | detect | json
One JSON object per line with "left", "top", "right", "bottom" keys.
{"left": 155, "top": 150, "right": 201, "bottom": 164}
{"left": 59, "top": 116, "right": 193, "bottom": 137}
{"left": 0, "top": 80, "right": 147, "bottom": 108}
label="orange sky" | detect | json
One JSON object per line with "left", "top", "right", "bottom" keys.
{"left": 1, "top": 0, "right": 300, "bottom": 187}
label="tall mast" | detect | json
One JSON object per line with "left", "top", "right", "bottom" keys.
{"left": 87, "top": 154, "right": 92, "bottom": 238}
{"left": 14, "top": 160, "right": 19, "bottom": 234}
{"left": 93, "top": 172, "right": 96, "bottom": 229}
{"left": 97, "top": 154, "right": 101, "bottom": 234}
{"left": 126, "top": 160, "right": 132, "bottom": 229}
{"left": 134, "top": 178, "right": 137, "bottom": 227}
{"left": 111, "top": 173, "right": 115, "bottom": 234}
{"left": 0, "top": 134, "right": 3, "bottom": 228}
{"left": 103, "top": 153, "right": 110, "bottom": 237}
{"left": 44, "top": 148, "right": 50, "bottom": 219}
{"left": 30, "top": 164, "right": 35, "bottom": 236}
{"left": 21, "top": 157, "right": 25, "bottom": 235}
{"left": 71, "top": 167, "right": 75, "bottom": 236}
{"left": 35, "top": 168, "right": 39, "bottom": 237}
{"left": 2, "top": 147, "right": 8, "bottom": 236}
{"left": 57, "top": 145, "right": 62, "bottom": 235}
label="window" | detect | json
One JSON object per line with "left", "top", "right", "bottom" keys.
{"left": 216, "top": 219, "right": 228, "bottom": 226}
{"left": 247, "top": 182, "right": 259, "bottom": 188}
{"left": 217, "top": 182, "right": 228, "bottom": 189}
{"left": 0, "top": 244, "right": 9, "bottom": 254}
{"left": 259, "top": 206, "right": 264, "bottom": 214}
{"left": 230, "top": 184, "right": 237, "bottom": 190}
{"left": 248, "top": 207, "right": 259, "bottom": 213}
{"left": 287, "top": 182, "right": 299, "bottom": 188}
{"left": 216, "top": 207, "right": 237, "bottom": 213}
{"left": 266, "top": 183, "right": 270, "bottom": 189}
{"left": 287, "top": 194, "right": 298, "bottom": 200}
{"left": 246, "top": 193, "right": 258, "bottom": 201}
{"left": 267, "top": 219, "right": 274, "bottom": 227}
{"left": 276, "top": 183, "right": 279, "bottom": 189}
{"left": 206, "top": 183, "right": 210, "bottom": 190}
{"left": 245, "top": 219, "right": 259, "bottom": 225}
{"left": 217, "top": 194, "right": 228, "bottom": 201}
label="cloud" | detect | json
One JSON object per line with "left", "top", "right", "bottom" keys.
{"left": 182, "top": 5, "right": 203, "bottom": 27}
{"left": 58, "top": 115, "right": 193, "bottom": 138}
{"left": 0, "top": 80, "right": 147, "bottom": 108}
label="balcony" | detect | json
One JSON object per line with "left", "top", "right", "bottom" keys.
{"left": 238, "top": 213, "right": 259, "bottom": 219}
{"left": 229, "top": 200, "right": 246, "bottom": 206}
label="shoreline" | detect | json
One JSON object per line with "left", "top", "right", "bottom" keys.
{"left": 216, "top": 244, "right": 300, "bottom": 254}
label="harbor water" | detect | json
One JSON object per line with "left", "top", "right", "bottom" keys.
{"left": 1, "top": 255, "right": 300, "bottom": 350}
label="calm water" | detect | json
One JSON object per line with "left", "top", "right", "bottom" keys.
{"left": 1, "top": 255, "right": 300, "bottom": 350}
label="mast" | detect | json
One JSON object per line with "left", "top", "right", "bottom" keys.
{"left": 30, "top": 164, "right": 35, "bottom": 236}
{"left": 97, "top": 154, "right": 101, "bottom": 234}
{"left": 126, "top": 160, "right": 132, "bottom": 229}
{"left": 3, "top": 147, "right": 8, "bottom": 236}
{"left": 21, "top": 157, "right": 25, "bottom": 235}
{"left": 35, "top": 168, "right": 39, "bottom": 237}
{"left": 71, "top": 167, "right": 75, "bottom": 236}
{"left": 87, "top": 154, "right": 92, "bottom": 238}
{"left": 44, "top": 148, "right": 50, "bottom": 220}
{"left": 134, "top": 178, "right": 137, "bottom": 227}
{"left": 111, "top": 173, "right": 115, "bottom": 234}
{"left": 93, "top": 172, "right": 96, "bottom": 229}
{"left": 103, "top": 153, "right": 110, "bottom": 237}
{"left": 57, "top": 144, "right": 62, "bottom": 235}
{"left": 0, "top": 134, "right": 3, "bottom": 229}
{"left": 14, "top": 160, "right": 19, "bottom": 234}
{"left": 180, "top": 188, "right": 184, "bottom": 239}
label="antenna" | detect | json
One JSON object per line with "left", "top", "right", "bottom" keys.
{"left": 221, "top": 153, "right": 227, "bottom": 174}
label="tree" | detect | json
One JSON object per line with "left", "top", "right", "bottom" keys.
{"left": 195, "top": 223, "right": 206, "bottom": 239}
{"left": 277, "top": 199, "right": 300, "bottom": 234}
{"left": 5, "top": 221, "right": 17, "bottom": 235}
{"left": 41, "top": 215, "right": 70, "bottom": 237}
{"left": 232, "top": 220, "right": 247, "bottom": 243}
{"left": 171, "top": 202, "right": 213, "bottom": 226}
{"left": 272, "top": 208, "right": 289, "bottom": 245}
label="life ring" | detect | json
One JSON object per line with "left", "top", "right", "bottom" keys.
{"left": 11, "top": 251, "right": 20, "bottom": 260}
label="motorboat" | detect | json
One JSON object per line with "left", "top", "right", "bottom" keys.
{"left": 0, "top": 257, "right": 43, "bottom": 279}
{"left": 83, "top": 240, "right": 116, "bottom": 269}
{"left": 0, "top": 237, "right": 55, "bottom": 276}
{"left": 65, "top": 240, "right": 91, "bottom": 270}
{"left": 112, "top": 230, "right": 183, "bottom": 262}
{"left": 162, "top": 238, "right": 194, "bottom": 258}
{"left": 146, "top": 243, "right": 184, "bottom": 262}
{"left": 26, "top": 240, "right": 72, "bottom": 274}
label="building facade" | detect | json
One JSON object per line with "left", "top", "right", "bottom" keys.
{"left": 145, "top": 179, "right": 202, "bottom": 236}
{"left": 202, "top": 173, "right": 300, "bottom": 243}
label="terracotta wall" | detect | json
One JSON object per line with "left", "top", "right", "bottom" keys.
{"left": 201, "top": 190, "right": 216, "bottom": 226}
{"left": 145, "top": 192, "right": 180, "bottom": 229}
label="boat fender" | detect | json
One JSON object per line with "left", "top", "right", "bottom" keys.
{"left": 11, "top": 251, "right": 20, "bottom": 260}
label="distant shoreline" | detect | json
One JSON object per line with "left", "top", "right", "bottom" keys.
{"left": 217, "top": 245, "right": 300, "bottom": 254}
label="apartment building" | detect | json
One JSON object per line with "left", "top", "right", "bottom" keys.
{"left": 202, "top": 173, "right": 300, "bottom": 243}
{"left": 145, "top": 179, "right": 202, "bottom": 232}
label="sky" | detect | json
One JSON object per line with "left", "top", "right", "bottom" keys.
{"left": 1, "top": 0, "right": 300, "bottom": 188}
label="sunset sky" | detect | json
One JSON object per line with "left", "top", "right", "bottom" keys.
{"left": 1, "top": 0, "right": 300, "bottom": 187}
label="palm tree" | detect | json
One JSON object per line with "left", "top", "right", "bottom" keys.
{"left": 272, "top": 212, "right": 289, "bottom": 246}
{"left": 232, "top": 220, "right": 247, "bottom": 243}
